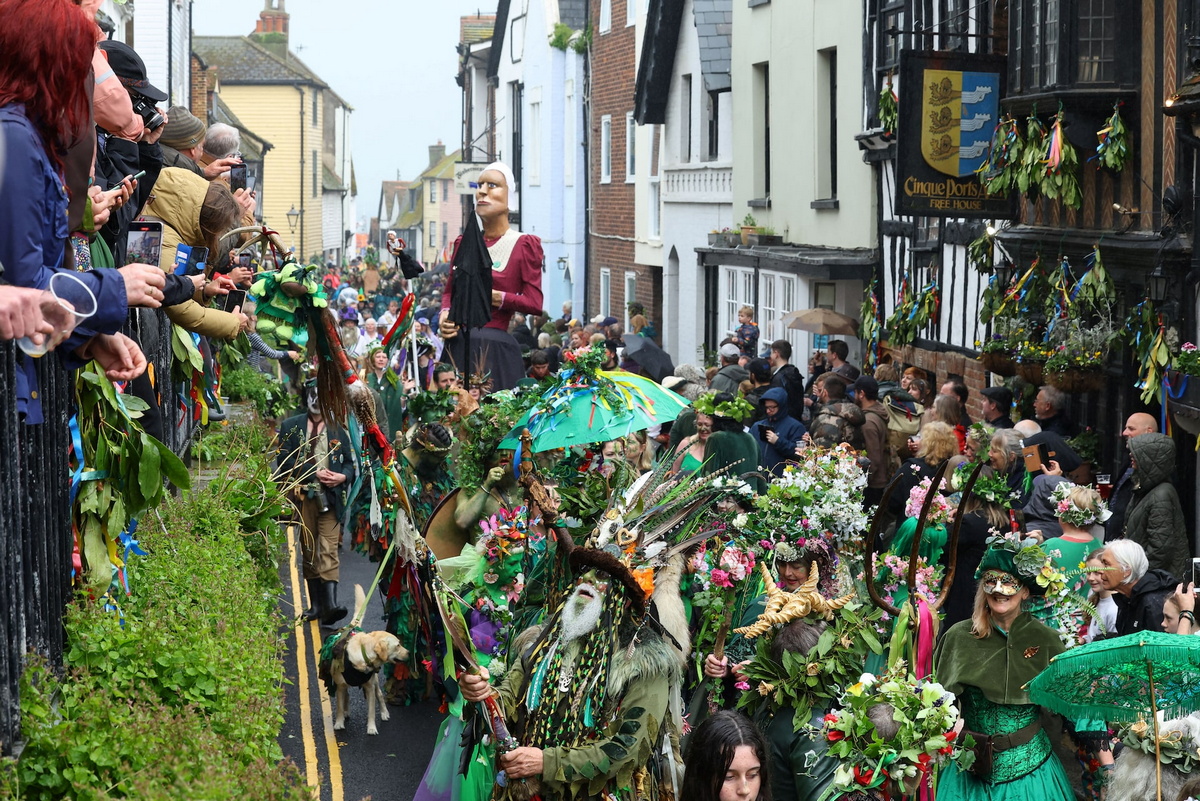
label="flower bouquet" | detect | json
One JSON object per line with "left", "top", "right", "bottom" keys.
{"left": 689, "top": 537, "right": 765, "bottom": 710}
{"left": 819, "top": 665, "right": 974, "bottom": 799}
{"left": 742, "top": 445, "right": 868, "bottom": 554}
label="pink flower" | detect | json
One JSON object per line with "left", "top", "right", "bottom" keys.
{"left": 734, "top": 680, "right": 750, "bottom": 691}
{"left": 710, "top": 568, "right": 733, "bottom": 588}
{"left": 1184, "top": 343, "right": 1197, "bottom": 352}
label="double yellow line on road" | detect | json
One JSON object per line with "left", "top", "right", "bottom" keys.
{"left": 287, "top": 523, "right": 345, "bottom": 801}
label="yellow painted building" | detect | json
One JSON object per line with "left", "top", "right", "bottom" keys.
{"left": 195, "top": 3, "right": 351, "bottom": 263}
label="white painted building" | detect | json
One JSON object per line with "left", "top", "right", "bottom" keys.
{"left": 635, "top": 0, "right": 733, "bottom": 364}
{"left": 692, "top": 0, "right": 877, "bottom": 368}
{"left": 487, "top": 0, "right": 588, "bottom": 318}
{"left": 117, "top": 0, "right": 192, "bottom": 109}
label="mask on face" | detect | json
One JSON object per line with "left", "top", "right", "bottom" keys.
{"left": 306, "top": 391, "right": 321, "bottom": 417}
{"left": 981, "top": 569, "right": 1021, "bottom": 597}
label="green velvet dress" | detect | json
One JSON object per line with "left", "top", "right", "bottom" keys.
{"left": 934, "top": 614, "right": 1075, "bottom": 800}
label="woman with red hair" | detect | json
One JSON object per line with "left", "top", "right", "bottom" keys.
{"left": 0, "top": 0, "right": 152, "bottom": 420}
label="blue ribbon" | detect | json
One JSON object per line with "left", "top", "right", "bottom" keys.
{"left": 117, "top": 519, "right": 149, "bottom": 595}
{"left": 69, "top": 414, "right": 85, "bottom": 505}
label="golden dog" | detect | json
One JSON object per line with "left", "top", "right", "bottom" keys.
{"left": 318, "top": 585, "right": 408, "bottom": 736}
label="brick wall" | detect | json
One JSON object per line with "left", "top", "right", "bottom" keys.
{"left": 189, "top": 54, "right": 208, "bottom": 120}
{"left": 587, "top": 0, "right": 638, "bottom": 322}
{"left": 883, "top": 344, "right": 988, "bottom": 422}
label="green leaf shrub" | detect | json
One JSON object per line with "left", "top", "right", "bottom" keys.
{"left": 1, "top": 430, "right": 304, "bottom": 800}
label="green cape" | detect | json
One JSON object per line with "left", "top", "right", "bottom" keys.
{"left": 933, "top": 612, "right": 1065, "bottom": 706}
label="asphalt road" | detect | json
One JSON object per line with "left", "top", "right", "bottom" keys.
{"left": 278, "top": 525, "right": 442, "bottom": 801}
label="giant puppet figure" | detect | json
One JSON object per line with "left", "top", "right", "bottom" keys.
{"left": 438, "top": 162, "right": 544, "bottom": 392}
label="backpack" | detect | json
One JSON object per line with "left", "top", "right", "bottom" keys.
{"left": 882, "top": 395, "right": 924, "bottom": 477}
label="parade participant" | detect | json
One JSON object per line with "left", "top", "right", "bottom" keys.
{"left": 278, "top": 381, "right": 356, "bottom": 626}
{"left": 696, "top": 392, "right": 765, "bottom": 494}
{"left": 432, "top": 362, "right": 459, "bottom": 391}
{"left": 439, "top": 162, "right": 544, "bottom": 391}
{"left": 672, "top": 408, "right": 711, "bottom": 474}
{"left": 680, "top": 711, "right": 769, "bottom": 801}
{"left": 459, "top": 520, "right": 691, "bottom": 801}
{"left": 934, "top": 536, "right": 1089, "bottom": 800}
{"left": 381, "top": 421, "right": 456, "bottom": 705}
{"left": 364, "top": 345, "right": 405, "bottom": 439}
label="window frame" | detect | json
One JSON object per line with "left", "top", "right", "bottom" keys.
{"left": 625, "top": 111, "right": 636, "bottom": 183}
{"left": 600, "top": 268, "right": 612, "bottom": 317}
{"left": 600, "top": 0, "right": 612, "bottom": 33}
{"left": 600, "top": 115, "right": 612, "bottom": 184}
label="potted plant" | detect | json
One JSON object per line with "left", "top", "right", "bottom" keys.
{"left": 739, "top": 213, "right": 758, "bottom": 246}
{"left": 748, "top": 226, "right": 784, "bottom": 246}
{"left": 974, "top": 317, "right": 1025, "bottom": 376}
{"left": 1163, "top": 342, "right": 1200, "bottom": 435}
{"left": 707, "top": 227, "right": 736, "bottom": 248}
{"left": 1014, "top": 340, "right": 1053, "bottom": 385}
{"left": 1043, "top": 317, "right": 1116, "bottom": 393}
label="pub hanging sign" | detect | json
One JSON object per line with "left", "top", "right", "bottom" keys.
{"left": 896, "top": 50, "right": 1016, "bottom": 219}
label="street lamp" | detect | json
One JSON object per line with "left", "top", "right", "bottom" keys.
{"left": 286, "top": 205, "right": 301, "bottom": 256}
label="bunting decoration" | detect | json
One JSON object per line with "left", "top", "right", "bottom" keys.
{"left": 1042, "top": 107, "right": 1082, "bottom": 209}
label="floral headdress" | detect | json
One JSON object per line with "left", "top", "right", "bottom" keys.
{"left": 975, "top": 532, "right": 1067, "bottom": 597}
{"left": 950, "top": 462, "right": 1017, "bottom": 507}
{"left": 1049, "top": 481, "right": 1111, "bottom": 528}
{"left": 819, "top": 663, "right": 974, "bottom": 797}
{"left": 693, "top": 391, "right": 755, "bottom": 423}
{"left": 904, "top": 476, "right": 953, "bottom": 524}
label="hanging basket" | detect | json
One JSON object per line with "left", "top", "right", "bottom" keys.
{"left": 1045, "top": 367, "right": 1105, "bottom": 393}
{"left": 1015, "top": 361, "right": 1045, "bottom": 385}
{"left": 1166, "top": 371, "right": 1200, "bottom": 436}
{"left": 979, "top": 351, "right": 1017, "bottom": 377}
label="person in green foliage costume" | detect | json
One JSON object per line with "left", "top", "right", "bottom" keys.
{"left": 934, "top": 537, "right": 1102, "bottom": 800}
{"left": 695, "top": 392, "right": 766, "bottom": 495}
{"left": 460, "top": 548, "right": 690, "bottom": 801}
{"left": 382, "top": 422, "right": 456, "bottom": 705}
{"left": 364, "top": 345, "right": 407, "bottom": 440}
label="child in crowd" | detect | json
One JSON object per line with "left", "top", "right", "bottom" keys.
{"left": 733, "top": 305, "right": 759, "bottom": 358}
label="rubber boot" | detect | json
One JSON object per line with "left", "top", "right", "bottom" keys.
{"left": 320, "top": 580, "right": 347, "bottom": 627}
{"left": 302, "top": 578, "right": 323, "bottom": 621}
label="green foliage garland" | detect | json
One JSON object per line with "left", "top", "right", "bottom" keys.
{"left": 75, "top": 364, "right": 190, "bottom": 594}
{"left": 1095, "top": 102, "right": 1130, "bottom": 172}
{"left": 735, "top": 602, "right": 884, "bottom": 729}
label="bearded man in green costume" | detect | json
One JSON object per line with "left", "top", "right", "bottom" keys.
{"left": 460, "top": 544, "right": 689, "bottom": 801}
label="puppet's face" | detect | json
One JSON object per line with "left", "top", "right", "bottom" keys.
{"left": 475, "top": 169, "right": 509, "bottom": 220}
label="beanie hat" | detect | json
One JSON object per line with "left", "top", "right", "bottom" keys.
{"left": 161, "top": 106, "right": 206, "bottom": 150}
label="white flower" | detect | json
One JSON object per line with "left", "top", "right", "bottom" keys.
{"left": 859, "top": 672, "right": 877, "bottom": 687}
{"left": 733, "top": 513, "right": 749, "bottom": 528}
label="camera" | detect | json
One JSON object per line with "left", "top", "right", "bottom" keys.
{"left": 130, "top": 95, "right": 165, "bottom": 131}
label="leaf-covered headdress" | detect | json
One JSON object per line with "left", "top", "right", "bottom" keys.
{"left": 694, "top": 391, "right": 755, "bottom": 423}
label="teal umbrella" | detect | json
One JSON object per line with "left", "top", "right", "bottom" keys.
{"left": 1026, "top": 630, "right": 1200, "bottom": 801}
{"left": 499, "top": 368, "right": 687, "bottom": 452}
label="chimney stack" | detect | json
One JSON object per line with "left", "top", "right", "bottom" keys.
{"left": 254, "top": 0, "right": 289, "bottom": 39}
{"left": 428, "top": 140, "right": 446, "bottom": 168}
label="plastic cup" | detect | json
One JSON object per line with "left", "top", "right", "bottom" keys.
{"left": 16, "top": 271, "right": 97, "bottom": 357}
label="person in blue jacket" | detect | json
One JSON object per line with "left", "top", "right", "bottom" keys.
{"left": 750, "top": 387, "right": 806, "bottom": 476}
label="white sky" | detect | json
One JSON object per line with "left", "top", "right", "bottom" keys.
{"left": 192, "top": 0, "right": 490, "bottom": 229}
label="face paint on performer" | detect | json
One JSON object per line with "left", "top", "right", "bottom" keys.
{"left": 562, "top": 570, "right": 610, "bottom": 642}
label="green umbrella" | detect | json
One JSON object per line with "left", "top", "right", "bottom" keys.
{"left": 1026, "top": 630, "right": 1200, "bottom": 801}
{"left": 498, "top": 369, "right": 688, "bottom": 452}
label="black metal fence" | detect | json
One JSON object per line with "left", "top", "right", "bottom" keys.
{"left": 0, "top": 311, "right": 183, "bottom": 757}
{"left": 0, "top": 342, "right": 73, "bottom": 757}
